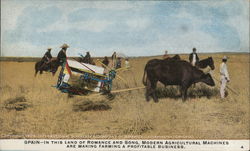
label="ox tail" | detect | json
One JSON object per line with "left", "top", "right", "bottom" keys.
{"left": 142, "top": 65, "right": 147, "bottom": 86}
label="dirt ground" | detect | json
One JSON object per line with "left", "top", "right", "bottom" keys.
{"left": 0, "top": 53, "right": 249, "bottom": 139}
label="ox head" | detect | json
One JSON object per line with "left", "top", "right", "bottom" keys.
{"left": 208, "top": 57, "right": 215, "bottom": 70}
{"left": 201, "top": 73, "right": 215, "bottom": 86}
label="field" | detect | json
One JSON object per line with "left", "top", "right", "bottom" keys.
{"left": 0, "top": 53, "right": 249, "bottom": 139}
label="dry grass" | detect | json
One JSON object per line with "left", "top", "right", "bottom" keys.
{"left": 4, "top": 96, "right": 32, "bottom": 111}
{"left": 0, "top": 53, "right": 249, "bottom": 139}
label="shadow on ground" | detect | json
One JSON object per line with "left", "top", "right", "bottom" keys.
{"left": 156, "top": 84, "right": 219, "bottom": 99}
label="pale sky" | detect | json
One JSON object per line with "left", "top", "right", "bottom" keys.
{"left": 1, "top": 0, "right": 249, "bottom": 57}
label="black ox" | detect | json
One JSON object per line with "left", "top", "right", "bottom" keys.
{"left": 142, "top": 59, "right": 215, "bottom": 102}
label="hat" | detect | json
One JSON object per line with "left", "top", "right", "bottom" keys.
{"left": 47, "top": 48, "right": 52, "bottom": 50}
{"left": 223, "top": 56, "right": 228, "bottom": 60}
{"left": 60, "top": 43, "right": 69, "bottom": 49}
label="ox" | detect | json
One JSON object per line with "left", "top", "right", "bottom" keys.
{"left": 142, "top": 60, "right": 215, "bottom": 102}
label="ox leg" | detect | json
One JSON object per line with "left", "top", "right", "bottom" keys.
{"left": 181, "top": 84, "right": 189, "bottom": 102}
{"left": 180, "top": 86, "right": 185, "bottom": 101}
{"left": 181, "top": 80, "right": 190, "bottom": 101}
{"left": 184, "top": 88, "right": 188, "bottom": 101}
{"left": 151, "top": 80, "right": 159, "bottom": 103}
{"left": 145, "top": 79, "right": 152, "bottom": 102}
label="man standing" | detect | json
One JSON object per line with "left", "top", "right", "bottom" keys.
{"left": 220, "top": 56, "right": 230, "bottom": 98}
{"left": 56, "top": 43, "right": 70, "bottom": 88}
{"left": 116, "top": 57, "right": 122, "bottom": 69}
{"left": 189, "top": 48, "right": 199, "bottom": 66}
{"left": 111, "top": 51, "right": 117, "bottom": 69}
{"left": 57, "top": 43, "right": 69, "bottom": 66}
{"left": 125, "top": 58, "right": 130, "bottom": 69}
{"left": 102, "top": 56, "right": 110, "bottom": 74}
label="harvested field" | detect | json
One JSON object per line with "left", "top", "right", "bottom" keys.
{"left": 0, "top": 53, "right": 249, "bottom": 139}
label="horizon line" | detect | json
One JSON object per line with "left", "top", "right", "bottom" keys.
{"left": 0, "top": 51, "right": 249, "bottom": 58}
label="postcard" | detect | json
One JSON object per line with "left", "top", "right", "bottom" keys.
{"left": 0, "top": 0, "right": 249, "bottom": 150}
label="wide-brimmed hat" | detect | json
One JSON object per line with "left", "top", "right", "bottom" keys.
{"left": 47, "top": 48, "right": 52, "bottom": 50}
{"left": 60, "top": 43, "right": 69, "bottom": 49}
{"left": 223, "top": 56, "right": 228, "bottom": 60}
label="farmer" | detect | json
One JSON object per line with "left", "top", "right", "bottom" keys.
{"left": 57, "top": 43, "right": 69, "bottom": 66}
{"left": 189, "top": 48, "right": 199, "bottom": 66}
{"left": 83, "top": 51, "right": 91, "bottom": 64}
{"left": 111, "top": 51, "right": 117, "bottom": 69}
{"left": 163, "top": 50, "right": 169, "bottom": 59}
{"left": 220, "top": 56, "right": 230, "bottom": 99}
{"left": 125, "top": 58, "right": 130, "bottom": 69}
{"left": 102, "top": 56, "right": 109, "bottom": 67}
{"left": 102, "top": 56, "right": 110, "bottom": 74}
{"left": 116, "top": 57, "right": 122, "bottom": 69}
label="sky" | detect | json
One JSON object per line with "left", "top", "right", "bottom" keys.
{"left": 1, "top": 0, "right": 249, "bottom": 57}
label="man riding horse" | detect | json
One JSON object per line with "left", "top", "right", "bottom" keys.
{"left": 79, "top": 51, "right": 95, "bottom": 65}
{"left": 189, "top": 48, "right": 214, "bottom": 73}
{"left": 189, "top": 48, "right": 199, "bottom": 66}
{"left": 35, "top": 44, "right": 69, "bottom": 77}
{"left": 163, "top": 50, "right": 169, "bottom": 59}
{"left": 83, "top": 52, "right": 91, "bottom": 64}
{"left": 40, "top": 48, "right": 53, "bottom": 70}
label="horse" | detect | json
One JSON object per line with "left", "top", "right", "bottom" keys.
{"left": 165, "top": 54, "right": 181, "bottom": 61}
{"left": 196, "top": 57, "right": 215, "bottom": 70}
{"left": 35, "top": 59, "right": 60, "bottom": 77}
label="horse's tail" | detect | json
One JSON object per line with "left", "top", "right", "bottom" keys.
{"left": 34, "top": 61, "right": 39, "bottom": 77}
{"left": 142, "top": 65, "right": 148, "bottom": 86}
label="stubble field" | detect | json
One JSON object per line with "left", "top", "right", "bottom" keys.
{"left": 0, "top": 53, "right": 249, "bottom": 139}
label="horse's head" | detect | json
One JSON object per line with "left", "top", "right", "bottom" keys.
{"left": 172, "top": 54, "right": 181, "bottom": 60}
{"left": 208, "top": 57, "right": 215, "bottom": 70}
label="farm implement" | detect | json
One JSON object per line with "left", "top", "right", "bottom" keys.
{"left": 55, "top": 58, "right": 144, "bottom": 99}
{"left": 56, "top": 59, "right": 114, "bottom": 95}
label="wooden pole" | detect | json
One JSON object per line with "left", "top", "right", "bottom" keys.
{"left": 111, "top": 86, "right": 145, "bottom": 93}
{"left": 213, "top": 77, "right": 240, "bottom": 96}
